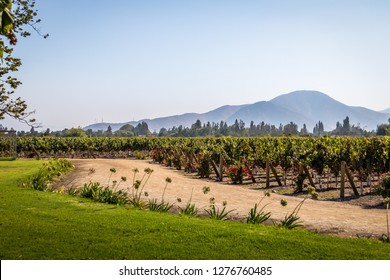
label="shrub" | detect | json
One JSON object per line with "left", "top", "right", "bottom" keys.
{"left": 150, "top": 149, "right": 164, "bottom": 163}
{"left": 225, "top": 162, "right": 252, "bottom": 184}
{"left": 20, "top": 159, "right": 74, "bottom": 192}
{"left": 196, "top": 153, "right": 211, "bottom": 178}
{"left": 80, "top": 182, "right": 129, "bottom": 205}
{"left": 80, "top": 182, "right": 101, "bottom": 199}
{"left": 172, "top": 154, "right": 182, "bottom": 170}
{"left": 376, "top": 173, "right": 390, "bottom": 198}
{"left": 133, "top": 151, "right": 147, "bottom": 160}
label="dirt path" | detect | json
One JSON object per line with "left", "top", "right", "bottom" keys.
{"left": 59, "top": 159, "right": 388, "bottom": 238}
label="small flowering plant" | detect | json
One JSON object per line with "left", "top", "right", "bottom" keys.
{"left": 204, "top": 198, "right": 235, "bottom": 221}
{"left": 279, "top": 186, "right": 318, "bottom": 229}
{"left": 246, "top": 191, "right": 272, "bottom": 224}
{"left": 225, "top": 161, "right": 252, "bottom": 184}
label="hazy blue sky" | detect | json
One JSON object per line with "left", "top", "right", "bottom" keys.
{"left": 3, "top": 0, "right": 390, "bottom": 131}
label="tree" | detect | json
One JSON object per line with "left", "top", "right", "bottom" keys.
{"left": 115, "top": 124, "right": 135, "bottom": 137}
{"left": 158, "top": 127, "right": 168, "bottom": 137}
{"left": 249, "top": 120, "right": 257, "bottom": 136}
{"left": 63, "top": 127, "right": 87, "bottom": 137}
{"left": 334, "top": 121, "right": 342, "bottom": 135}
{"left": 313, "top": 121, "right": 325, "bottom": 136}
{"left": 283, "top": 122, "right": 298, "bottom": 135}
{"left": 105, "top": 125, "right": 113, "bottom": 136}
{"left": 300, "top": 123, "right": 308, "bottom": 135}
{"left": 192, "top": 119, "right": 202, "bottom": 130}
{"left": 29, "top": 125, "right": 36, "bottom": 135}
{"left": 342, "top": 116, "right": 350, "bottom": 134}
{"left": 134, "top": 121, "right": 150, "bottom": 136}
{"left": 0, "top": 0, "right": 47, "bottom": 125}
{"left": 319, "top": 121, "right": 324, "bottom": 134}
{"left": 118, "top": 124, "right": 133, "bottom": 131}
{"left": 219, "top": 121, "right": 228, "bottom": 136}
{"left": 43, "top": 127, "right": 50, "bottom": 136}
{"left": 377, "top": 123, "right": 390, "bottom": 136}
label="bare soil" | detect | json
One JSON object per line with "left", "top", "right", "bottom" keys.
{"left": 57, "top": 159, "right": 389, "bottom": 239}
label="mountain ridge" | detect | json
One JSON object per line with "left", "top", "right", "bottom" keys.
{"left": 381, "top": 108, "right": 390, "bottom": 114}
{"left": 84, "top": 90, "right": 390, "bottom": 132}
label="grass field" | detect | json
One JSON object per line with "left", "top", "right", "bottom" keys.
{"left": 0, "top": 159, "right": 389, "bottom": 260}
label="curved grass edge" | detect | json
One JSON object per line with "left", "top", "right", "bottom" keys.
{"left": 0, "top": 160, "right": 389, "bottom": 260}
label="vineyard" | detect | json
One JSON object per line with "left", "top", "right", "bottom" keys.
{"left": 1, "top": 136, "right": 390, "bottom": 198}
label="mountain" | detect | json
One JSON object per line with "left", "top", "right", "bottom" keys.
{"left": 381, "top": 108, "right": 390, "bottom": 114}
{"left": 84, "top": 122, "right": 135, "bottom": 132}
{"left": 137, "top": 105, "right": 249, "bottom": 132}
{"left": 226, "top": 101, "right": 311, "bottom": 126}
{"left": 84, "top": 105, "right": 248, "bottom": 132}
{"left": 84, "top": 90, "right": 390, "bottom": 132}
{"left": 268, "top": 90, "right": 389, "bottom": 130}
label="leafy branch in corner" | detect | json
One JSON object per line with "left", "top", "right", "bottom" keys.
{"left": 0, "top": 0, "right": 48, "bottom": 127}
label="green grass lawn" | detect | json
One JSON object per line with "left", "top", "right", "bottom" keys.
{"left": 0, "top": 159, "right": 389, "bottom": 260}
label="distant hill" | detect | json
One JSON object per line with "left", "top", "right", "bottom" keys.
{"left": 226, "top": 101, "right": 310, "bottom": 127}
{"left": 84, "top": 90, "right": 390, "bottom": 132}
{"left": 380, "top": 108, "right": 390, "bottom": 114}
{"left": 84, "top": 105, "right": 248, "bottom": 132}
{"left": 268, "top": 90, "right": 389, "bottom": 130}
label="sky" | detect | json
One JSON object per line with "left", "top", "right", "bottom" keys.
{"left": 2, "top": 0, "right": 390, "bottom": 131}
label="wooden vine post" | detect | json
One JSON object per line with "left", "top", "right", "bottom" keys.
{"left": 266, "top": 159, "right": 270, "bottom": 187}
{"left": 211, "top": 154, "right": 224, "bottom": 182}
{"left": 340, "top": 162, "right": 346, "bottom": 198}
{"left": 266, "top": 159, "right": 282, "bottom": 187}
{"left": 219, "top": 154, "right": 224, "bottom": 182}
{"left": 345, "top": 163, "right": 359, "bottom": 196}
{"left": 249, "top": 167, "right": 256, "bottom": 183}
{"left": 187, "top": 152, "right": 192, "bottom": 173}
{"left": 340, "top": 161, "right": 359, "bottom": 198}
{"left": 302, "top": 163, "right": 316, "bottom": 189}
{"left": 192, "top": 152, "right": 199, "bottom": 165}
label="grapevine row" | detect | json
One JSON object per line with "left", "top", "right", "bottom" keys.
{"left": 1, "top": 136, "right": 390, "bottom": 185}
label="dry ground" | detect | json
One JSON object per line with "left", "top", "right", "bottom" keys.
{"left": 57, "top": 158, "right": 388, "bottom": 239}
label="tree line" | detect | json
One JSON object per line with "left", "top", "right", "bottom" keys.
{"left": 4, "top": 116, "right": 390, "bottom": 137}
{"left": 156, "top": 117, "right": 375, "bottom": 137}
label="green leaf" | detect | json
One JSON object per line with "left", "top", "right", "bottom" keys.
{"left": 0, "top": 0, "right": 13, "bottom": 35}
